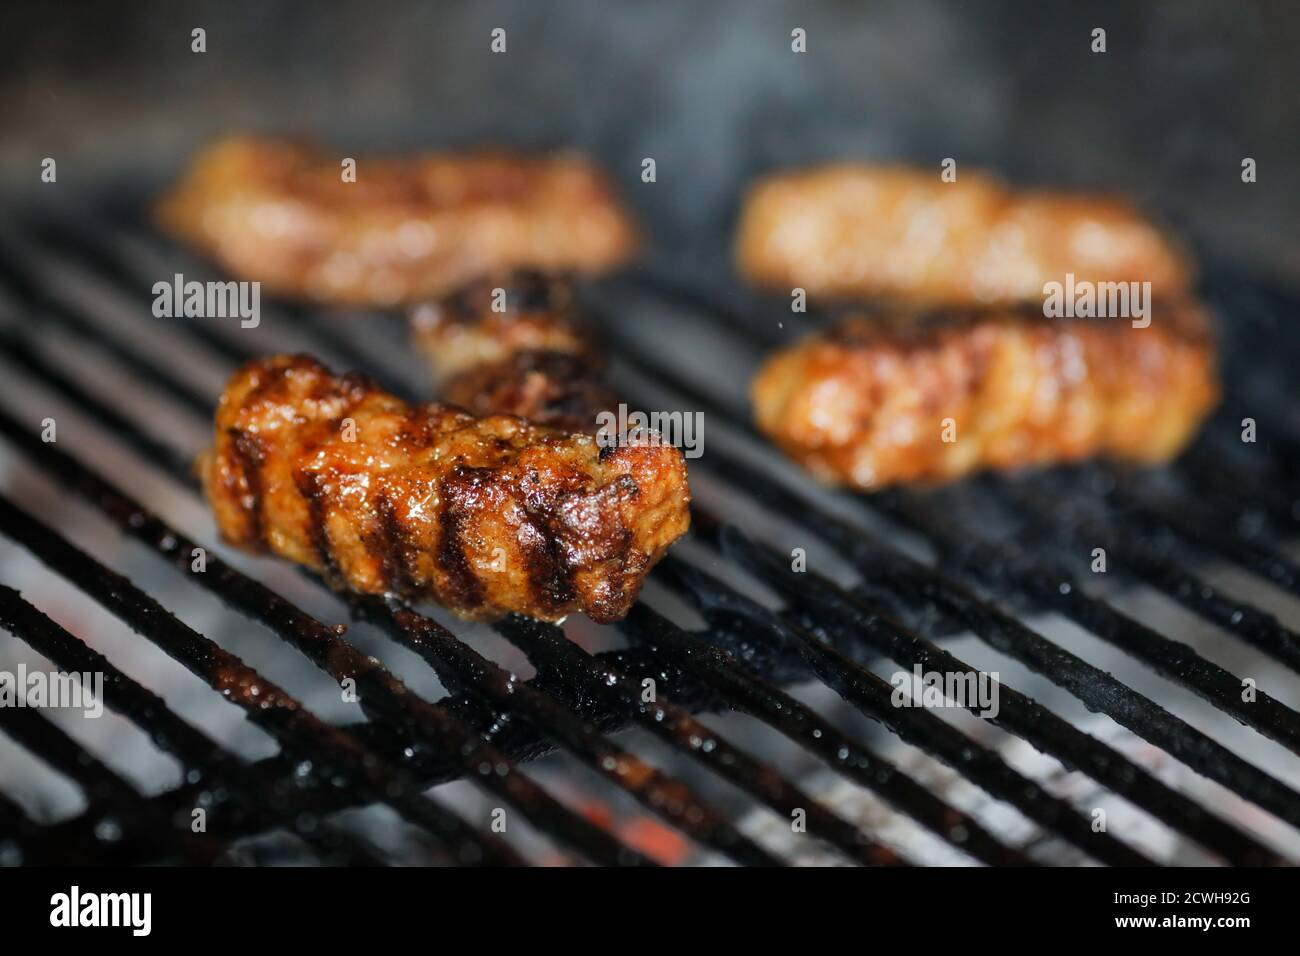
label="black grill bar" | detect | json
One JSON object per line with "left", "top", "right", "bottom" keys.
{"left": 618, "top": 603, "right": 1035, "bottom": 865}
{"left": 495, "top": 614, "right": 904, "bottom": 866}
{"left": 0, "top": 686, "right": 223, "bottom": 865}
{"left": 874, "top": 490, "right": 1300, "bottom": 757}
{"left": 32, "top": 645, "right": 734, "bottom": 858}
{"left": 0, "top": 326, "right": 197, "bottom": 479}
{"left": 707, "top": 481, "right": 1284, "bottom": 863}
{"left": 711, "top": 524, "right": 1291, "bottom": 866}
{"left": 1258, "top": 434, "right": 1300, "bottom": 488}
{"left": 0, "top": 585, "right": 388, "bottom": 867}
{"left": 204, "top": 608, "right": 656, "bottom": 867}
{"left": 687, "top": 461, "right": 1286, "bottom": 865}
{"left": 354, "top": 598, "right": 782, "bottom": 866}
{"left": 653, "top": 556, "right": 1155, "bottom": 866}
{"left": 0, "top": 495, "right": 523, "bottom": 866}
{"left": 989, "top": 476, "right": 1300, "bottom": 673}
{"left": 626, "top": 270, "right": 797, "bottom": 349}
{"left": 0, "top": 792, "right": 45, "bottom": 861}
{"left": 25, "top": 213, "right": 422, "bottom": 403}
{"left": 1107, "top": 476, "right": 1300, "bottom": 600}
{"left": 600, "top": 334, "right": 1294, "bottom": 862}
{"left": 279, "top": 304, "right": 421, "bottom": 403}
{"left": 26, "top": 207, "right": 271, "bottom": 376}
{"left": 0, "top": 240, "right": 213, "bottom": 419}
{"left": 1177, "top": 442, "right": 1300, "bottom": 537}
{"left": 15, "top": 561, "right": 1019, "bottom": 868}
{"left": 0, "top": 412, "right": 666, "bottom": 868}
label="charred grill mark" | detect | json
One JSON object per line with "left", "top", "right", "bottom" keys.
{"left": 447, "top": 270, "right": 570, "bottom": 318}
{"left": 443, "top": 350, "right": 614, "bottom": 432}
{"left": 223, "top": 363, "right": 291, "bottom": 550}
{"left": 374, "top": 492, "right": 417, "bottom": 596}
{"left": 528, "top": 354, "right": 615, "bottom": 429}
{"left": 435, "top": 467, "right": 487, "bottom": 612}
{"left": 294, "top": 468, "right": 343, "bottom": 586}
{"left": 202, "top": 353, "right": 689, "bottom": 622}
{"left": 229, "top": 428, "right": 268, "bottom": 549}
{"left": 594, "top": 538, "right": 644, "bottom": 623}
{"left": 517, "top": 508, "right": 577, "bottom": 616}
{"left": 512, "top": 270, "right": 570, "bottom": 311}
{"left": 424, "top": 275, "right": 669, "bottom": 619}
{"left": 532, "top": 475, "right": 640, "bottom": 619}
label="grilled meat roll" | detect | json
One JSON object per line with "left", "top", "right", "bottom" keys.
{"left": 439, "top": 350, "right": 618, "bottom": 436}
{"left": 158, "top": 137, "right": 639, "bottom": 307}
{"left": 412, "top": 272, "right": 592, "bottom": 382}
{"left": 199, "top": 354, "right": 689, "bottom": 622}
{"left": 734, "top": 164, "right": 1190, "bottom": 307}
{"left": 412, "top": 272, "right": 615, "bottom": 433}
{"left": 752, "top": 303, "right": 1219, "bottom": 491}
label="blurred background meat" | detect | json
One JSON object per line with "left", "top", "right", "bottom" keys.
{"left": 1, "top": 1, "right": 1297, "bottom": 282}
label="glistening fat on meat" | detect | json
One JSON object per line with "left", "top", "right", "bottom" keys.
{"left": 199, "top": 355, "right": 690, "bottom": 622}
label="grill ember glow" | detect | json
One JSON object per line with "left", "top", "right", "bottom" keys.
{"left": 0, "top": 209, "right": 1298, "bottom": 866}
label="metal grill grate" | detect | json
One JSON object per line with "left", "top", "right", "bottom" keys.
{"left": 0, "top": 196, "right": 1298, "bottom": 866}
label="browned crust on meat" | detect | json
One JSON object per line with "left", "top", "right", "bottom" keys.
{"left": 199, "top": 355, "right": 690, "bottom": 622}
{"left": 157, "top": 137, "right": 639, "bottom": 306}
{"left": 411, "top": 272, "right": 616, "bottom": 432}
{"left": 751, "top": 302, "right": 1220, "bottom": 490}
{"left": 441, "top": 350, "right": 618, "bottom": 435}
{"left": 410, "top": 271, "right": 597, "bottom": 382}
{"left": 735, "top": 164, "right": 1191, "bottom": 306}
